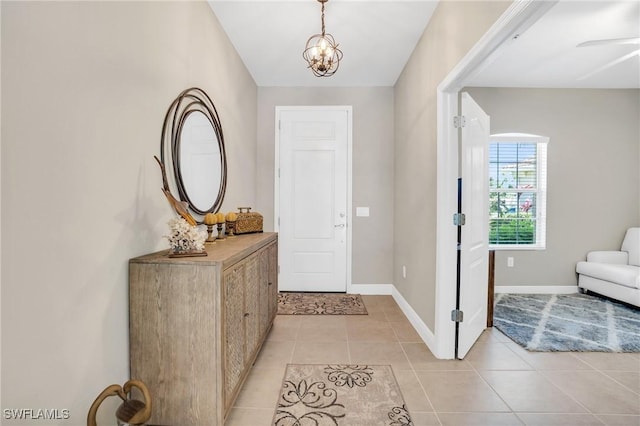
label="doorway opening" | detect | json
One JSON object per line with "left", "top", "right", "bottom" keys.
{"left": 433, "top": 1, "right": 557, "bottom": 359}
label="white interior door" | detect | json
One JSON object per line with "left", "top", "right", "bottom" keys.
{"left": 277, "top": 107, "right": 350, "bottom": 292}
{"left": 457, "top": 92, "right": 490, "bottom": 358}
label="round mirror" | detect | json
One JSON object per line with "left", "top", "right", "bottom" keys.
{"left": 160, "top": 88, "right": 227, "bottom": 217}
{"left": 177, "top": 110, "right": 222, "bottom": 213}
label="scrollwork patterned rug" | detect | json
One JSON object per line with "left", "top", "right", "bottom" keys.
{"left": 278, "top": 292, "right": 368, "bottom": 315}
{"left": 272, "top": 364, "right": 412, "bottom": 426}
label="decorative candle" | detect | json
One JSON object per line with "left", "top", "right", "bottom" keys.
{"left": 203, "top": 213, "right": 218, "bottom": 225}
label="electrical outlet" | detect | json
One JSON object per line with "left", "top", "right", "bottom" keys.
{"left": 507, "top": 257, "right": 514, "bottom": 267}
{"left": 402, "top": 265, "right": 407, "bottom": 279}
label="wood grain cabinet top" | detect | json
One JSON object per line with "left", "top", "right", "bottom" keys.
{"left": 129, "top": 233, "right": 278, "bottom": 426}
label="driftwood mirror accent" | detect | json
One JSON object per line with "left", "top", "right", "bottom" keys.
{"left": 160, "top": 87, "right": 227, "bottom": 216}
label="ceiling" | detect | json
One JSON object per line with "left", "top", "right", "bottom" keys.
{"left": 208, "top": 0, "right": 438, "bottom": 87}
{"left": 208, "top": 0, "right": 640, "bottom": 89}
{"left": 468, "top": 0, "right": 640, "bottom": 88}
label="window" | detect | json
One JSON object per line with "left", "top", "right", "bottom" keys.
{"left": 489, "top": 133, "right": 548, "bottom": 249}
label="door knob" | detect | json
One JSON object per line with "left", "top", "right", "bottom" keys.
{"left": 334, "top": 223, "right": 345, "bottom": 228}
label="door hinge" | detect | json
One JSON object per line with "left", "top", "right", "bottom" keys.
{"left": 453, "top": 115, "right": 466, "bottom": 128}
{"left": 278, "top": 265, "right": 280, "bottom": 274}
{"left": 451, "top": 309, "right": 464, "bottom": 323}
{"left": 453, "top": 213, "right": 466, "bottom": 226}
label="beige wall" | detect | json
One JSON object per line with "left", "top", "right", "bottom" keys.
{"left": 466, "top": 87, "right": 640, "bottom": 287}
{"left": 393, "top": 1, "right": 511, "bottom": 330}
{"left": 1, "top": 2, "right": 256, "bottom": 423}
{"left": 256, "top": 87, "right": 394, "bottom": 285}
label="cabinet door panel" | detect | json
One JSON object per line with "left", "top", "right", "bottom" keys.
{"left": 259, "top": 249, "right": 270, "bottom": 337}
{"left": 244, "top": 253, "right": 261, "bottom": 362}
{"left": 223, "top": 262, "right": 245, "bottom": 410}
{"left": 268, "top": 243, "right": 279, "bottom": 322}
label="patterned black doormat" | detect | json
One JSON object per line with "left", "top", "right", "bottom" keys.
{"left": 272, "top": 364, "right": 412, "bottom": 425}
{"left": 494, "top": 293, "right": 640, "bottom": 352}
{"left": 277, "top": 292, "right": 368, "bottom": 315}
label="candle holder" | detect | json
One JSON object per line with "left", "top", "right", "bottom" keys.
{"left": 203, "top": 213, "right": 218, "bottom": 244}
{"left": 205, "top": 224, "right": 217, "bottom": 244}
{"left": 226, "top": 221, "right": 236, "bottom": 238}
{"left": 225, "top": 212, "right": 238, "bottom": 238}
{"left": 216, "top": 223, "right": 226, "bottom": 240}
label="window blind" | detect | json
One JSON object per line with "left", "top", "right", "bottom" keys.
{"left": 489, "top": 136, "right": 547, "bottom": 248}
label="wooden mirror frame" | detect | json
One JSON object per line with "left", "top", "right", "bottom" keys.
{"left": 160, "top": 87, "right": 227, "bottom": 216}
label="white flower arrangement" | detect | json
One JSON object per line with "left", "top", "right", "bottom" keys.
{"left": 165, "top": 217, "right": 207, "bottom": 253}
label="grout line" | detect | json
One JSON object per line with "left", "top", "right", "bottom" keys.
{"left": 288, "top": 317, "right": 302, "bottom": 364}
{"left": 521, "top": 372, "right": 602, "bottom": 423}
{"left": 566, "top": 353, "right": 640, "bottom": 398}
{"left": 594, "top": 413, "right": 640, "bottom": 424}
{"left": 468, "top": 351, "right": 519, "bottom": 415}
{"left": 391, "top": 295, "right": 444, "bottom": 426}
{"left": 511, "top": 412, "right": 527, "bottom": 425}
{"left": 262, "top": 298, "right": 638, "bottom": 425}
{"left": 505, "top": 412, "right": 606, "bottom": 426}
{"left": 398, "top": 342, "right": 443, "bottom": 425}
{"left": 479, "top": 332, "right": 599, "bottom": 420}
{"left": 495, "top": 340, "right": 536, "bottom": 369}
{"left": 598, "top": 370, "right": 640, "bottom": 396}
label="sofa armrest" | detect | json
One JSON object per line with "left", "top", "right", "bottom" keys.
{"left": 586, "top": 250, "right": 629, "bottom": 264}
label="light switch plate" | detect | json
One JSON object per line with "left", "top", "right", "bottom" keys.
{"left": 356, "top": 207, "right": 370, "bottom": 217}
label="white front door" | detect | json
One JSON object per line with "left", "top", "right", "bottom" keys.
{"left": 457, "top": 92, "right": 490, "bottom": 358}
{"left": 276, "top": 107, "right": 351, "bottom": 292}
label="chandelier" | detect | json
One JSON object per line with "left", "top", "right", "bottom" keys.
{"left": 302, "top": 0, "right": 343, "bottom": 77}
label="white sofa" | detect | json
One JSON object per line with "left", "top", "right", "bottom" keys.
{"left": 576, "top": 227, "right": 640, "bottom": 307}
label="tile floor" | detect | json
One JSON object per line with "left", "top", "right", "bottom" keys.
{"left": 225, "top": 295, "right": 640, "bottom": 426}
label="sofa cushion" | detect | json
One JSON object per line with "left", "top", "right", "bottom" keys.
{"left": 576, "top": 261, "right": 640, "bottom": 289}
{"left": 621, "top": 227, "right": 640, "bottom": 267}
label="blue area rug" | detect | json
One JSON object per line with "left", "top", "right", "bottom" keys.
{"left": 494, "top": 293, "right": 640, "bottom": 352}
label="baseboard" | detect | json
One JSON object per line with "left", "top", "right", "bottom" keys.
{"left": 350, "top": 284, "right": 438, "bottom": 356}
{"left": 495, "top": 285, "right": 579, "bottom": 294}
{"left": 348, "top": 284, "right": 393, "bottom": 295}
{"left": 390, "top": 285, "right": 438, "bottom": 355}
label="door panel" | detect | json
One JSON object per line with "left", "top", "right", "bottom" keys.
{"left": 458, "top": 92, "right": 490, "bottom": 358}
{"left": 293, "top": 150, "right": 335, "bottom": 238}
{"left": 278, "top": 108, "right": 349, "bottom": 292}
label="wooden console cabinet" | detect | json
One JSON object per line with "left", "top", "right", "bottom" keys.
{"left": 129, "top": 233, "right": 278, "bottom": 425}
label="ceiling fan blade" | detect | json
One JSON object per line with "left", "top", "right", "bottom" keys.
{"left": 577, "top": 37, "right": 640, "bottom": 48}
{"left": 578, "top": 48, "right": 640, "bottom": 81}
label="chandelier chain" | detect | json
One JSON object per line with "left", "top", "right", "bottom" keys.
{"left": 321, "top": 2, "right": 326, "bottom": 36}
